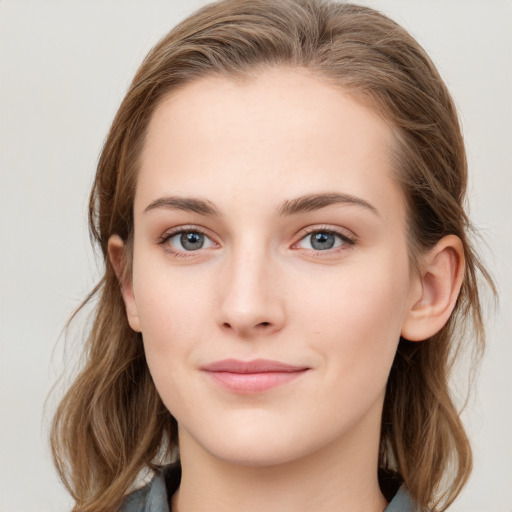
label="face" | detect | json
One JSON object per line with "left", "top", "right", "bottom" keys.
{"left": 121, "top": 68, "right": 421, "bottom": 467}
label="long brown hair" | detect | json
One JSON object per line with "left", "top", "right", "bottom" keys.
{"left": 50, "top": 1, "right": 494, "bottom": 510}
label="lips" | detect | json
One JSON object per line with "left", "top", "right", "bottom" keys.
{"left": 201, "top": 359, "right": 310, "bottom": 393}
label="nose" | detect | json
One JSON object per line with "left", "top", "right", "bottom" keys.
{"left": 216, "top": 240, "right": 285, "bottom": 338}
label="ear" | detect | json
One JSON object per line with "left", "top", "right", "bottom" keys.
{"left": 401, "top": 235, "right": 465, "bottom": 342}
{"left": 108, "top": 234, "right": 141, "bottom": 333}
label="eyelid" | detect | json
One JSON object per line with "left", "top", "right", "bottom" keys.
{"left": 158, "top": 225, "right": 219, "bottom": 256}
{"left": 158, "top": 225, "right": 210, "bottom": 242}
{"left": 291, "top": 225, "right": 356, "bottom": 251}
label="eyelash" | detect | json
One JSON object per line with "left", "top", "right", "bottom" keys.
{"left": 296, "top": 225, "right": 355, "bottom": 248}
{"left": 158, "top": 226, "right": 215, "bottom": 258}
{"left": 157, "top": 225, "right": 356, "bottom": 258}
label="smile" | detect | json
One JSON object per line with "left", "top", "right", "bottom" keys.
{"left": 200, "top": 359, "right": 310, "bottom": 394}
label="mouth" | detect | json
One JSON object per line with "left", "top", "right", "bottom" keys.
{"left": 200, "top": 359, "right": 310, "bottom": 394}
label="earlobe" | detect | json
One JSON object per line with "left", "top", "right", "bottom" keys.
{"left": 401, "top": 235, "right": 465, "bottom": 342}
{"left": 108, "top": 235, "right": 142, "bottom": 333}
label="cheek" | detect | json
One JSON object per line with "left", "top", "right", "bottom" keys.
{"left": 130, "top": 249, "right": 214, "bottom": 376}
{"left": 133, "top": 268, "right": 213, "bottom": 417}
{"left": 299, "top": 251, "right": 409, "bottom": 328}
{"left": 295, "top": 254, "right": 411, "bottom": 383}
{"left": 135, "top": 273, "right": 211, "bottom": 350}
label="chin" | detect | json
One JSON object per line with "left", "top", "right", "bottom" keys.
{"left": 179, "top": 414, "right": 339, "bottom": 469}
{"left": 204, "top": 439, "right": 307, "bottom": 468}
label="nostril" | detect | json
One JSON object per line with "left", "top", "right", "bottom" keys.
{"left": 220, "top": 320, "right": 273, "bottom": 332}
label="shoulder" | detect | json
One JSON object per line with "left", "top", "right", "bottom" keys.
{"left": 379, "top": 469, "right": 418, "bottom": 512}
{"left": 384, "top": 485, "right": 418, "bottom": 512}
{"left": 118, "top": 464, "right": 181, "bottom": 512}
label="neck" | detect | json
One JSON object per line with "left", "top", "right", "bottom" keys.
{"left": 172, "top": 401, "right": 387, "bottom": 512}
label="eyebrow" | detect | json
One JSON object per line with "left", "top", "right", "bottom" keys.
{"left": 143, "top": 192, "right": 379, "bottom": 217}
{"left": 277, "top": 192, "right": 379, "bottom": 217}
{"left": 144, "top": 196, "right": 220, "bottom": 216}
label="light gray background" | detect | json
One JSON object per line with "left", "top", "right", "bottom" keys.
{"left": 1, "top": 1, "right": 511, "bottom": 511}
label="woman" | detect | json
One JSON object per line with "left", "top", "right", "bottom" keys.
{"left": 50, "top": 1, "right": 493, "bottom": 511}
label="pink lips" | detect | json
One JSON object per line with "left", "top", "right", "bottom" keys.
{"left": 201, "top": 359, "right": 309, "bottom": 394}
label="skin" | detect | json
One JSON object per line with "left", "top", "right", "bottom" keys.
{"left": 109, "top": 67, "right": 464, "bottom": 512}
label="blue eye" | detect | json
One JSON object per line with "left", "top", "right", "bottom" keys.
{"left": 310, "top": 232, "right": 336, "bottom": 250}
{"left": 296, "top": 230, "right": 352, "bottom": 251}
{"left": 180, "top": 232, "right": 205, "bottom": 250}
{"left": 165, "top": 230, "right": 216, "bottom": 252}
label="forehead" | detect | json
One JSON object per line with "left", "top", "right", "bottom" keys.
{"left": 136, "top": 67, "right": 404, "bottom": 224}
